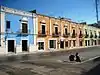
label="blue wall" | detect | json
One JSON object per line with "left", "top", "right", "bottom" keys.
{"left": 5, "top": 13, "right": 34, "bottom": 46}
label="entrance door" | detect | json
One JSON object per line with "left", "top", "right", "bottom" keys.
{"left": 22, "top": 40, "right": 28, "bottom": 51}
{"left": 8, "top": 40, "right": 14, "bottom": 52}
{"left": 38, "top": 42, "right": 44, "bottom": 50}
{"left": 60, "top": 41, "right": 64, "bottom": 48}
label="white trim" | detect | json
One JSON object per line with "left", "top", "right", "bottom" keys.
{"left": 55, "top": 22, "right": 58, "bottom": 25}
{"left": 1, "top": 6, "right": 32, "bottom": 17}
{"left": 54, "top": 25, "right": 58, "bottom": 27}
{"left": 64, "top": 24, "right": 68, "bottom": 27}
{"left": 72, "top": 25, "right": 75, "bottom": 28}
{"left": 20, "top": 17, "right": 29, "bottom": 31}
{"left": 36, "top": 16, "right": 38, "bottom": 34}
{"left": 41, "top": 20, "right": 46, "bottom": 23}
{"left": 33, "top": 16, "right": 37, "bottom": 45}
{"left": 0, "top": 12, "right": 5, "bottom": 47}
{"left": 50, "top": 19, "right": 52, "bottom": 35}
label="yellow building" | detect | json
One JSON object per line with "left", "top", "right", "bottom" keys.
{"left": 36, "top": 14, "right": 85, "bottom": 51}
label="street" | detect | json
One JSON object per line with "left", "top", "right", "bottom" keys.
{"left": 0, "top": 46, "right": 100, "bottom": 75}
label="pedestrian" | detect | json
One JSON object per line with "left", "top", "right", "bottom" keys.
{"left": 69, "top": 54, "right": 75, "bottom": 61}
{"left": 75, "top": 52, "right": 81, "bottom": 62}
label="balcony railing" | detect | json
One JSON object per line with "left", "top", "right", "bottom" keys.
{"left": 85, "top": 34, "right": 89, "bottom": 38}
{"left": 16, "top": 29, "right": 30, "bottom": 36}
{"left": 94, "top": 35, "right": 97, "bottom": 38}
{"left": 79, "top": 34, "right": 83, "bottom": 38}
{"left": 52, "top": 32, "right": 60, "bottom": 37}
{"left": 72, "top": 33, "right": 77, "bottom": 38}
{"left": 90, "top": 34, "right": 93, "bottom": 38}
{"left": 38, "top": 31, "right": 47, "bottom": 37}
{"left": 63, "top": 33, "right": 70, "bottom": 38}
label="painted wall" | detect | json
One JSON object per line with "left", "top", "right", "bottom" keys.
{"left": 4, "top": 13, "right": 34, "bottom": 46}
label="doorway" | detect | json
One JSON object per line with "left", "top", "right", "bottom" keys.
{"left": 22, "top": 40, "right": 28, "bottom": 51}
{"left": 8, "top": 40, "right": 15, "bottom": 52}
{"left": 38, "top": 42, "right": 44, "bottom": 50}
{"left": 60, "top": 41, "right": 64, "bottom": 48}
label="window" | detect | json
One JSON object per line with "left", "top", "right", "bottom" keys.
{"left": 22, "top": 23, "right": 28, "bottom": 33}
{"left": 90, "top": 30, "right": 92, "bottom": 35}
{"left": 85, "top": 29, "right": 87, "bottom": 34}
{"left": 90, "top": 31, "right": 93, "bottom": 38}
{"left": 85, "top": 40, "right": 87, "bottom": 46}
{"left": 95, "top": 40, "right": 96, "bottom": 45}
{"left": 98, "top": 40, "right": 100, "bottom": 45}
{"left": 6, "top": 21, "right": 10, "bottom": 29}
{"left": 94, "top": 31, "right": 97, "bottom": 38}
{"left": 99, "top": 32, "right": 100, "bottom": 36}
{"left": 73, "top": 40, "right": 76, "bottom": 47}
{"left": 38, "top": 42, "right": 44, "bottom": 50}
{"left": 42, "top": 25, "right": 45, "bottom": 34}
{"left": 60, "top": 41, "right": 64, "bottom": 48}
{"left": 65, "top": 28, "right": 67, "bottom": 35}
{"left": 99, "top": 32, "right": 100, "bottom": 38}
{"left": 80, "top": 30, "right": 82, "bottom": 35}
{"left": 90, "top": 32, "right": 92, "bottom": 34}
{"left": 65, "top": 41, "right": 68, "bottom": 47}
{"left": 88, "top": 40, "right": 90, "bottom": 46}
{"left": 73, "top": 30, "right": 75, "bottom": 35}
{"left": 55, "top": 27, "right": 58, "bottom": 34}
{"left": 79, "top": 41, "right": 83, "bottom": 46}
{"left": 91, "top": 40, "right": 93, "bottom": 45}
{"left": 49, "top": 40, "right": 56, "bottom": 49}
{"left": 69, "top": 40, "right": 71, "bottom": 47}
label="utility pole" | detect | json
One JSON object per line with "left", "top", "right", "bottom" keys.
{"left": 95, "top": 0, "right": 99, "bottom": 24}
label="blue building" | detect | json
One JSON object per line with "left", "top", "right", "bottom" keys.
{"left": 0, "top": 6, "right": 37, "bottom": 54}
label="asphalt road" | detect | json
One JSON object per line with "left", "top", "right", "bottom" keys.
{"left": 0, "top": 46, "right": 100, "bottom": 75}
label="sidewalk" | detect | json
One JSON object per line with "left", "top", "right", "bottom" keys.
{"left": 35, "top": 45, "right": 100, "bottom": 57}
{"left": 0, "top": 46, "right": 99, "bottom": 64}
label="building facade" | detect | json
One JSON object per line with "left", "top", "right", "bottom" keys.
{"left": 83, "top": 24, "right": 99, "bottom": 47}
{"left": 36, "top": 14, "right": 86, "bottom": 52}
{"left": 0, "top": 6, "right": 100, "bottom": 54}
{"left": 0, "top": 6, "right": 37, "bottom": 54}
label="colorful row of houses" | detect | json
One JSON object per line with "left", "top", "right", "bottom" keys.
{"left": 0, "top": 6, "right": 100, "bottom": 54}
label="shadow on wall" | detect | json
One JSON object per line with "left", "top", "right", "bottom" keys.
{"left": 81, "top": 57, "right": 100, "bottom": 75}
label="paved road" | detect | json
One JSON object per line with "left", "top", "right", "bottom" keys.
{"left": 0, "top": 46, "right": 100, "bottom": 75}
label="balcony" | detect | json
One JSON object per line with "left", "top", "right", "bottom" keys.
{"left": 38, "top": 31, "right": 47, "bottom": 37}
{"left": 63, "top": 33, "right": 70, "bottom": 38}
{"left": 16, "top": 29, "right": 30, "bottom": 36}
{"left": 94, "top": 34, "right": 97, "bottom": 38}
{"left": 52, "top": 32, "right": 60, "bottom": 37}
{"left": 79, "top": 34, "right": 83, "bottom": 38}
{"left": 85, "top": 34, "right": 89, "bottom": 38}
{"left": 90, "top": 34, "right": 93, "bottom": 38}
{"left": 72, "top": 33, "right": 77, "bottom": 38}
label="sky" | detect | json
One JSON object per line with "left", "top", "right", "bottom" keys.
{"left": 0, "top": 0, "right": 100, "bottom": 24}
